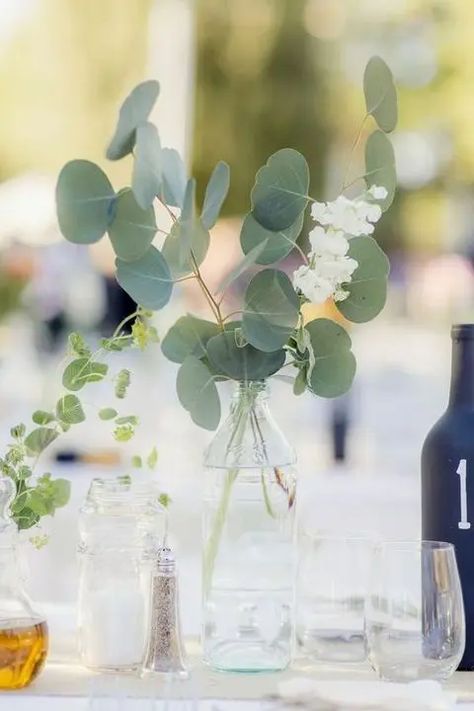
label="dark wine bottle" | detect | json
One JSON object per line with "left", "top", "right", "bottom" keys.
{"left": 422, "top": 324, "right": 474, "bottom": 670}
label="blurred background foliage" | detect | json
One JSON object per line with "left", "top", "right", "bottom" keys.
{"left": 0, "top": 0, "right": 152, "bottom": 184}
{"left": 0, "top": 0, "right": 472, "bottom": 259}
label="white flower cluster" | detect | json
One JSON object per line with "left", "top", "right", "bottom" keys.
{"left": 293, "top": 185, "right": 387, "bottom": 305}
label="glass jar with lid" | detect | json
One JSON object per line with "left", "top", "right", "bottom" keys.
{"left": 77, "top": 477, "right": 165, "bottom": 672}
{"left": 0, "top": 476, "right": 48, "bottom": 689}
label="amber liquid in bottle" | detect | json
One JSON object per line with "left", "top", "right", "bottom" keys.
{"left": 0, "top": 619, "right": 48, "bottom": 690}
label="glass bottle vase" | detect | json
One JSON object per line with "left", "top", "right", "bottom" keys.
{"left": 202, "top": 380, "right": 297, "bottom": 672}
{"left": 0, "top": 477, "right": 48, "bottom": 690}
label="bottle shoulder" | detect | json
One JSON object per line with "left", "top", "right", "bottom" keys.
{"left": 422, "top": 407, "right": 474, "bottom": 457}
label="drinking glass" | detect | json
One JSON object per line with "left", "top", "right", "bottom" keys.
{"left": 296, "top": 534, "right": 375, "bottom": 662}
{"left": 366, "top": 540, "right": 465, "bottom": 681}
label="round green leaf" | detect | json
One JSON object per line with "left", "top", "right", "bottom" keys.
{"left": 106, "top": 80, "right": 160, "bottom": 160}
{"left": 161, "top": 315, "right": 219, "bottom": 364}
{"left": 242, "top": 269, "right": 299, "bottom": 352}
{"left": 24, "top": 427, "right": 58, "bottom": 456}
{"left": 365, "top": 130, "right": 396, "bottom": 211}
{"left": 304, "top": 319, "right": 356, "bottom": 398}
{"left": 32, "top": 411, "right": 55, "bottom": 426}
{"left": 251, "top": 149, "right": 309, "bottom": 231}
{"left": 62, "top": 358, "right": 108, "bottom": 391}
{"left": 240, "top": 212, "right": 304, "bottom": 265}
{"left": 336, "top": 236, "right": 390, "bottom": 323}
{"left": 177, "top": 356, "right": 221, "bottom": 431}
{"left": 51, "top": 479, "right": 71, "bottom": 507}
{"left": 160, "top": 147, "right": 187, "bottom": 208}
{"left": 162, "top": 218, "right": 210, "bottom": 278}
{"left": 206, "top": 329, "right": 286, "bottom": 381}
{"left": 108, "top": 189, "right": 156, "bottom": 262}
{"left": 56, "top": 394, "right": 85, "bottom": 424}
{"left": 132, "top": 122, "right": 162, "bottom": 209}
{"left": 99, "top": 408, "right": 118, "bottom": 420}
{"left": 201, "top": 161, "right": 230, "bottom": 229}
{"left": 115, "top": 246, "right": 173, "bottom": 310}
{"left": 56, "top": 160, "right": 115, "bottom": 244}
{"left": 364, "top": 56, "right": 398, "bottom": 133}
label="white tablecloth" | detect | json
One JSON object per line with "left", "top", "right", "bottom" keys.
{"left": 3, "top": 655, "right": 474, "bottom": 710}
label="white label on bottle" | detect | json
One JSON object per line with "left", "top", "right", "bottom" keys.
{"left": 457, "top": 459, "right": 471, "bottom": 530}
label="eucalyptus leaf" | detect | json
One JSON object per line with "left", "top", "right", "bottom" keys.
{"left": 132, "top": 122, "right": 162, "bottom": 209}
{"left": 160, "top": 147, "right": 187, "bottom": 208}
{"left": 251, "top": 149, "right": 309, "bottom": 231}
{"left": 304, "top": 319, "right": 356, "bottom": 398}
{"left": 240, "top": 212, "right": 304, "bottom": 265}
{"left": 293, "top": 368, "right": 307, "bottom": 396}
{"left": 178, "top": 179, "right": 197, "bottom": 264}
{"left": 99, "top": 408, "right": 118, "bottom": 420}
{"left": 108, "top": 188, "right": 156, "bottom": 262}
{"left": 116, "top": 246, "right": 173, "bottom": 310}
{"left": 56, "top": 160, "right": 115, "bottom": 244}
{"left": 106, "top": 80, "right": 160, "bottom": 160}
{"left": 365, "top": 130, "right": 396, "bottom": 211}
{"left": 364, "top": 56, "right": 398, "bottom": 133}
{"left": 56, "top": 394, "right": 85, "bottom": 424}
{"left": 32, "top": 411, "right": 55, "bottom": 426}
{"left": 201, "top": 161, "right": 230, "bottom": 229}
{"left": 147, "top": 446, "right": 158, "bottom": 469}
{"left": 62, "top": 359, "right": 108, "bottom": 391}
{"left": 115, "top": 415, "right": 139, "bottom": 425}
{"left": 206, "top": 330, "right": 286, "bottom": 381}
{"left": 336, "top": 236, "right": 390, "bottom": 323}
{"left": 24, "top": 427, "right": 58, "bottom": 456}
{"left": 242, "top": 269, "right": 299, "bottom": 352}
{"left": 161, "top": 315, "right": 219, "bottom": 364}
{"left": 28, "top": 491, "right": 52, "bottom": 516}
{"left": 176, "top": 356, "right": 221, "bottom": 431}
{"left": 162, "top": 220, "right": 209, "bottom": 278}
{"left": 51, "top": 478, "right": 71, "bottom": 507}
{"left": 217, "top": 240, "right": 268, "bottom": 294}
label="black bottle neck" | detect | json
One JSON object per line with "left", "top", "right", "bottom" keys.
{"left": 448, "top": 325, "right": 474, "bottom": 409}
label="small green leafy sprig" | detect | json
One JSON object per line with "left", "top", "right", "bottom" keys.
{"left": 55, "top": 56, "right": 398, "bottom": 431}
{"left": 1, "top": 308, "right": 166, "bottom": 539}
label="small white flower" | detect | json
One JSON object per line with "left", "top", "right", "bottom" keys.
{"left": 310, "top": 201, "right": 329, "bottom": 223}
{"left": 333, "top": 287, "right": 350, "bottom": 302}
{"left": 309, "top": 226, "right": 349, "bottom": 257}
{"left": 316, "top": 256, "right": 357, "bottom": 282}
{"left": 292, "top": 265, "right": 334, "bottom": 304}
{"left": 368, "top": 185, "right": 388, "bottom": 200}
{"left": 356, "top": 200, "right": 382, "bottom": 223}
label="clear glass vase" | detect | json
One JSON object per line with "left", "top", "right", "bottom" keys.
{"left": 0, "top": 477, "right": 48, "bottom": 689}
{"left": 202, "top": 380, "right": 297, "bottom": 672}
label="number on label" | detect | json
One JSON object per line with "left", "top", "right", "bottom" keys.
{"left": 457, "top": 459, "right": 470, "bottom": 530}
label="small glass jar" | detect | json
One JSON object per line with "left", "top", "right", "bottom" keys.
{"left": 77, "top": 477, "right": 165, "bottom": 672}
{"left": 0, "top": 477, "right": 48, "bottom": 690}
{"left": 202, "top": 380, "right": 297, "bottom": 672}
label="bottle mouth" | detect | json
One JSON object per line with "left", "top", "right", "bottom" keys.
{"left": 451, "top": 324, "right": 474, "bottom": 341}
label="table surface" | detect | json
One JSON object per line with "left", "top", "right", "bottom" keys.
{"left": 5, "top": 653, "right": 474, "bottom": 709}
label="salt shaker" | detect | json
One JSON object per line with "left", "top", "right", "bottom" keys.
{"left": 143, "top": 546, "right": 188, "bottom": 676}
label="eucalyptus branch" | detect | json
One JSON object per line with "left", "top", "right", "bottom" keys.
{"left": 112, "top": 308, "right": 141, "bottom": 339}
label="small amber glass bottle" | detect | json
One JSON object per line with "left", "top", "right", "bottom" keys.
{"left": 0, "top": 477, "right": 48, "bottom": 690}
